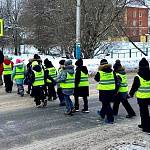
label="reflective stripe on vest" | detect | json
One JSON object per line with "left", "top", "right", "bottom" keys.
{"left": 78, "top": 71, "right": 89, "bottom": 87}
{"left": 60, "top": 73, "right": 75, "bottom": 89}
{"left": 14, "top": 67, "right": 25, "bottom": 79}
{"left": 116, "top": 73, "right": 128, "bottom": 93}
{"left": 3, "top": 64, "right": 12, "bottom": 75}
{"left": 136, "top": 75, "right": 150, "bottom": 98}
{"left": 33, "top": 70, "right": 45, "bottom": 86}
{"left": 46, "top": 67, "right": 57, "bottom": 83}
{"left": 97, "top": 71, "right": 115, "bottom": 90}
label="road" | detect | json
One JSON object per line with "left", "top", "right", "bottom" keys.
{"left": 0, "top": 74, "right": 149, "bottom": 150}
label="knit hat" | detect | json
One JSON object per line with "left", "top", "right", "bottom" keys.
{"left": 59, "top": 60, "right": 65, "bottom": 65}
{"left": 115, "top": 59, "right": 121, "bottom": 64}
{"left": 44, "top": 58, "right": 49, "bottom": 65}
{"left": 75, "top": 58, "right": 83, "bottom": 67}
{"left": 139, "top": 58, "right": 149, "bottom": 68}
{"left": 64, "top": 60, "right": 72, "bottom": 66}
{"left": 34, "top": 54, "right": 40, "bottom": 59}
{"left": 16, "top": 59, "right": 22, "bottom": 64}
{"left": 100, "top": 59, "right": 108, "bottom": 65}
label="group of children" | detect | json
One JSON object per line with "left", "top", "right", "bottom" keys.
{"left": 0, "top": 54, "right": 150, "bottom": 133}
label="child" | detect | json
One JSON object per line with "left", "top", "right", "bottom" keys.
{"left": 12, "top": 59, "right": 26, "bottom": 97}
{"left": 129, "top": 58, "right": 150, "bottom": 133}
{"left": 56, "top": 60, "right": 75, "bottom": 115}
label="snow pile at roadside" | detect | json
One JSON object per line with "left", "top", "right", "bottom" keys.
{"left": 6, "top": 54, "right": 150, "bottom": 75}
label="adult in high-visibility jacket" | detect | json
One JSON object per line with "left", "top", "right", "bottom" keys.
{"left": 129, "top": 58, "right": 150, "bottom": 133}
{"left": 74, "top": 59, "right": 89, "bottom": 113}
{"left": 12, "top": 59, "right": 26, "bottom": 97}
{"left": 57, "top": 60, "right": 66, "bottom": 106}
{"left": 56, "top": 60, "right": 75, "bottom": 115}
{"left": 2, "top": 56, "right": 13, "bottom": 93}
{"left": 112, "top": 60, "right": 136, "bottom": 118}
{"left": 44, "top": 59, "right": 57, "bottom": 101}
{"left": 31, "top": 63, "right": 47, "bottom": 107}
{"left": 94, "top": 59, "right": 117, "bottom": 124}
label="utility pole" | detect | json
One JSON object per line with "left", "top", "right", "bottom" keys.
{"left": 75, "top": 0, "right": 81, "bottom": 59}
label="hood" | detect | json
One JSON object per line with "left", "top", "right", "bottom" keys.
{"left": 33, "top": 65, "right": 42, "bottom": 72}
{"left": 15, "top": 62, "right": 24, "bottom": 69}
{"left": 3, "top": 59, "right": 12, "bottom": 65}
{"left": 64, "top": 65, "right": 74, "bottom": 74}
{"left": 138, "top": 68, "right": 150, "bottom": 81}
{"left": 76, "top": 66, "right": 88, "bottom": 74}
{"left": 99, "top": 64, "right": 112, "bottom": 73}
{"left": 115, "top": 66, "right": 126, "bottom": 75}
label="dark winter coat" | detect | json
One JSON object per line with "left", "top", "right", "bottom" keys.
{"left": 0, "top": 51, "right": 4, "bottom": 64}
{"left": 94, "top": 64, "right": 118, "bottom": 102}
{"left": 74, "top": 66, "right": 89, "bottom": 97}
{"left": 129, "top": 67, "right": 150, "bottom": 104}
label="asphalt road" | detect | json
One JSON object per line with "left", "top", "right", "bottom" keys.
{"left": 0, "top": 74, "right": 141, "bottom": 150}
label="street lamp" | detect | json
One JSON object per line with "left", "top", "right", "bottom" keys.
{"left": 75, "top": 0, "right": 81, "bottom": 59}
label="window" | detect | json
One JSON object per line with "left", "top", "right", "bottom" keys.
{"left": 139, "top": 29, "right": 142, "bottom": 35}
{"left": 133, "top": 20, "right": 136, "bottom": 26}
{"left": 133, "top": 11, "right": 136, "bottom": 18}
{"left": 139, "top": 12, "right": 142, "bottom": 17}
{"left": 139, "top": 20, "right": 142, "bottom": 26}
{"left": 133, "top": 29, "right": 136, "bottom": 36}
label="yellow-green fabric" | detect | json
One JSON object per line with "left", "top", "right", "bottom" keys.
{"left": 46, "top": 67, "right": 57, "bottom": 83}
{"left": 60, "top": 73, "right": 75, "bottom": 89}
{"left": 136, "top": 75, "right": 150, "bottom": 98}
{"left": 116, "top": 73, "right": 128, "bottom": 93}
{"left": 33, "top": 70, "right": 45, "bottom": 86}
{"left": 97, "top": 71, "right": 115, "bottom": 90}
{"left": 3, "top": 64, "right": 12, "bottom": 75}
{"left": 78, "top": 71, "right": 89, "bottom": 87}
{"left": 14, "top": 67, "right": 25, "bottom": 79}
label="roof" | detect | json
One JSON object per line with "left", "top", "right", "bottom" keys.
{"left": 126, "top": 0, "right": 148, "bottom": 8}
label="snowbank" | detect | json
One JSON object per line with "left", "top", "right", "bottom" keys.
{"left": 5, "top": 54, "right": 150, "bottom": 75}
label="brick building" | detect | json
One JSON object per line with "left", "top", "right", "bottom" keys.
{"left": 124, "top": 0, "right": 148, "bottom": 41}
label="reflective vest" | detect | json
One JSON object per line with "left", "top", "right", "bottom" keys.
{"left": 3, "top": 64, "right": 12, "bottom": 75}
{"left": 116, "top": 73, "right": 128, "bottom": 93}
{"left": 32, "top": 70, "right": 45, "bottom": 86}
{"left": 97, "top": 71, "right": 115, "bottom": 90}
{"left": 60, "top": 73, "right": 75, "bottom": 89}
{"left": 136, "top": 75, "right": 150, "bottom": 99}
{"left": 14, "top": 66, "right": 25, "bottom": 80}
{"left": 78, "top": 71, "right": 89, "bottom": 87}
{"left": 46, "top": 67, "right": 57, "bottom": 83}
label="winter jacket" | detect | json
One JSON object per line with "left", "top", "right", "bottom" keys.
{"left": 2, "top": 59, "right": 14, "bottom": 75}
{"left": 56, "top": 65, "right": 74, "bottom": 95}
{"left": 129, "top": 68, "right": 150, "bottom": 99}
{"left": 0, "top": 63, "right": 3, "bottom": 76}
{"left": 94, "top": 64, "right": 118, "bottom": 102}
{"left": 74, "top": 66, "right": 89, "bottom": 97}
{"left": 11, "top": 63, "right": 26, "bottom": 85}
{"left": 0, "top": 51, "right": 4, "bottom": 64}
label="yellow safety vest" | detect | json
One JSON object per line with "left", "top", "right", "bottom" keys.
{"left": 46, "top": 67, "right": 57, "bottom": 83}
{"left": 116, "top": 73, "right": 128, "bottom": 93}
{"left": 3, "top": 64, "right": 12, "bottom": 75}
{"left": 60, "top": 73, "right": 75, "bottom": 89}
{"left": 78, "top": 71, "right": 89, "bottom": 87}
{"left": 97, "top": 71, "right": 115, "bottom": 90}
{"left": 32, "top": 70, "right": 45, "bottom": 86}
{"left": 14, "top": 67, "right": 25, "bottom": 80}
{"left": 136, "top": 75, "right": 150, "bottom": 99}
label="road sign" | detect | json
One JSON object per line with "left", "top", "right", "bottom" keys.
{"left": 75, "top": 42, "right": 81, "bottom": 59}
{"left": 0, "top": 19, "right": 4, "bottom": 37}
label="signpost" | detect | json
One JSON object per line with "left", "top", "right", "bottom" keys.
{"left": 0, "top": 19, "right": 4, "bottom": 37}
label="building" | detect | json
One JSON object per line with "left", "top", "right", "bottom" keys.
{"left": 124, "top": 0, "right": 148, "bottom": 42}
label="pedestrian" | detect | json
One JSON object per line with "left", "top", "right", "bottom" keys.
{"left": 11, "top": 59, "right": 26, "bottom": 97}
{"left": 112, "top": 60, "right": 136, "bottom": 118}
{"left": 31, "top": 62, "right": 47, "bottom": 107}
{"left": 129, "top": 58, "right": 150, "bottom": 133}
{"left": 94, "top": 59, "right": 117, "bottom": 124}
{"left": 57, "top": 59, "right": 66, "bottom": 106}
{"left": 2, "top": 56, "right": 14, "bottom": 93}
{"left": 56, "top": 60, "right": 75, "bottom": 115}
{"left": 74, "top": 58, "right": 89, "bottom": 113}
{"left": 0, "top": 51, "right": 4, "bottom": 85}
{"left": 44, "top": 58, "right": 57, "bottom": 101}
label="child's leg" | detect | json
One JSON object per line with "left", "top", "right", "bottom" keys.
{"left": 83, "top": 96, "right": 88, "bottom": 111}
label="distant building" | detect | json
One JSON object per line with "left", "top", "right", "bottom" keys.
{"left": 145, "top": 0, "right": 150, "bottom": 33}
{"left": 123, "top": 0, "right": 148, "bottom": 42}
